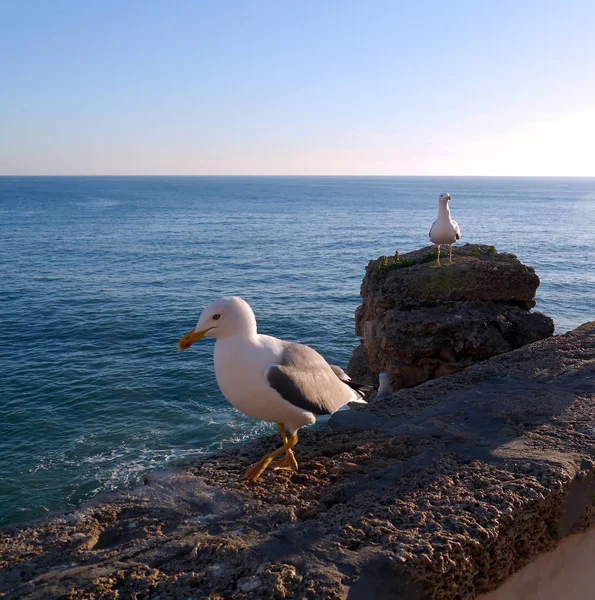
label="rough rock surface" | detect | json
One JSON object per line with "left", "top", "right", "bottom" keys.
{"left": 1, "top": 323, "right": 594, "bottom": 599}
{"left": 347, "top": 244, "right": 554, "bottom": 389}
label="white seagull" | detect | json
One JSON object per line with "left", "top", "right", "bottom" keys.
{"left": 373, "top": 373, "right": 393, "bottom": 402}
{"left": 178, "top": 297, "right": 368, "bottom": 481}
{"left": 429, "top": 192, "right": 461, "bottom": 267}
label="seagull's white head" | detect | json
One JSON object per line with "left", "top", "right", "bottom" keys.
{"left": 178, "top": 296, "right": 257, "bottom": 350}
{"left": 439, "top": 192, "right": 451, "bottom": 204}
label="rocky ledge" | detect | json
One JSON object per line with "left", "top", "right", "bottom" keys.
{"left": 1, "top": 323, "right": 594, "bottom": 599}
{"left": 347, "top": 244, "right": 554, "bottom": 389}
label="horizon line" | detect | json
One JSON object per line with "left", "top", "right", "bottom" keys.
{"left": 1, "top": 174, "right": 595, "bottom": 179}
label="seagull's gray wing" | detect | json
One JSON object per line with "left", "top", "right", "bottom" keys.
{"left": 453, "top": 219, "right": 461, "bottom": 240}
{"left": 330, "top": 364, "right": 349, "bottom": 381}
{"left": 266, "top": 343, "right": 355, "bottom": 416}
{"left": 429, "top": 220, "right": 436, "bottom": 239}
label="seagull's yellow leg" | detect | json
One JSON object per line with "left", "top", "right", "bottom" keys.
{"left": 242, "top": 432, "right": 299, "bottom": 482}
{"left": 270, "top": 423, "right": 299, "bottom": 471}
{"left": 446, "top": 244, "right": 454, "bottom": 265}
{"left": 430, "top": 244, "right": 442, "bottom": 268}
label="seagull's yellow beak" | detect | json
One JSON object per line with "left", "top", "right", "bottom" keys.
{"left": 177, "top": 328, "right": 211, "bottom": 352}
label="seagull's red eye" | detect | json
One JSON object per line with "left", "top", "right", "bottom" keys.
{"left": 212, "top": 314, "right": 221, "bottom": 321}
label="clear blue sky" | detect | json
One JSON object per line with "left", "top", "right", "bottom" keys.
{"left": 1, "top": 1, "right": 594, "bottom": 175}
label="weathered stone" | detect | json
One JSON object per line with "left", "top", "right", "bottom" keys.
{"left": 179, "top": 571, "right": 199, "bottom": 585}
{"left": 237, "top": 575, "right": 261, "bottom": 592}
{"left": 349, "top": 243, "right": 554, "bottom": 390}
{"left": 0, "top": 324, "right": 593, "bottom": 599}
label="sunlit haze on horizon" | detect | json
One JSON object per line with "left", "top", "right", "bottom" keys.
{"left": 1, "top": 1, "right": 594, "bottom": 176}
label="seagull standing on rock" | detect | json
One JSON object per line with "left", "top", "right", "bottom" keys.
{"left": 429, "top": 192, "right": 461, "bottom": 267}
{"left": 373, "top": 373, "right": 393, "bottom": 402}
{"left": 178, "top": 297, "right": 368, "bottom": 482}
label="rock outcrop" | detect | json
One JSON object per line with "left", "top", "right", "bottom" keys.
{"left": 347, "top": 243, "right": 554, "bottom": 389}
{"left": 1, "top": 323, "right": 594, "bottom": 599}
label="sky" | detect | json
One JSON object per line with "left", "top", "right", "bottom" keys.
{"left": 1, "top": 1, "right": 594, "bottom": 176}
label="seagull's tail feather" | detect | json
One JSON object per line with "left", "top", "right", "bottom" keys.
{"left": 343, "top": 379, "right": 373, "bottom": 398}
{"left": 330, "top": 364, "right": 372, "bottom": 400}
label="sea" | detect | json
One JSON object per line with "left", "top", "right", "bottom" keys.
{"left": 1, "top": 176, "right": 594, "bottom": 526}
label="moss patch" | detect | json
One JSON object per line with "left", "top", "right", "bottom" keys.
{"left": 419, "top": 251, "right": 448, "bottom": 264}
{"left": 375, "top": 251, "right": 447, "bottom": 275}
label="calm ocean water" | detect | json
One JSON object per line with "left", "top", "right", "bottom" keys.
{"left": 1, "top": 176, "right": 594, "bottom": 525}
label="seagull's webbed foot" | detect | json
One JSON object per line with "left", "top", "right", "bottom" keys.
{"left": 242, "top": 458, "right": 271, "bottom": 482}
{"left": 271, "top": 449, "right": 299, "bottom": 471}
{"left": 242, "top": 432, "right": 299, "bottom": 482}
{"left": 430, "top": 262, "right": 442, "bottom": 269}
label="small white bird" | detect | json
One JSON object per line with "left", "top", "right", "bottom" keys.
{"left": 178, "top": 297, "right": 368, "bottom": 481}
{"left": 373, "top": 372, "right": 393, "bottom": 402}
{"left": 429, "top": 192, "right": 461, "bottom": 267}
